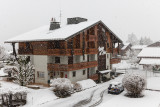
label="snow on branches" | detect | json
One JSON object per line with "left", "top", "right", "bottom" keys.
{"left": 122, "top": 73, "right": 146, "bottom": 97}
{"left": 50, "top": 78, "right": 72, "bottom": 91}
{"left": 13, "top": 56, "right": 34, "bottom": 86}
{"left": 50, "top": 78, "right": 73, "bottom": 98}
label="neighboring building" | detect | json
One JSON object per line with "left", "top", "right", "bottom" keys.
{"left": 120, "top": 43, "right": 132, "bottom": 56}
{"left": 131, "top": 45, "right": 147, "bottom": 56}
{"left": 147, "top": 41, "right": 160, "bottom": 47}
{"left": 138, "top": 41, "right": 160, "bottom": 69}
{"left": 5, "top": 17, "right": 122, "bottom": 84}
{"left": 138, "top": 47, "right": 160, "bottom": 68}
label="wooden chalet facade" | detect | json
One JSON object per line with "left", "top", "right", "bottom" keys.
{"left": 5, "top": 17, "right": 122, "bottom": 84}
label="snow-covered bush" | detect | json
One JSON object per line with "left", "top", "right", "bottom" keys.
{"left": 13, "top": 56, "right": 34, "bottom": 86}
{"left": 73, "top": 79, "right": 97, "bottom": 92}
{"left": 122, "top": 73, "right": 146, "bottom": 97}
{"left": 0, "top": 87, "right": 27, "bottom": 106}
{"left": 50, "top": 78, "right": 73, "bottom": 98}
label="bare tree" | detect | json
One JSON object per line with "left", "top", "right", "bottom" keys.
{"left": 13, "top": 56, "right": 34, "bottom": 86}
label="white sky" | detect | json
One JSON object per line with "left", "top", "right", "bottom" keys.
{"left": 1, "top": 0, "right": 160, "bottom": 48}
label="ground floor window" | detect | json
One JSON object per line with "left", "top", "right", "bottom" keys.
{"left": 72, "top": 71, "right": 76, "bottom": 77}
{"left": 37, "top": 71, "right": 45, "bottom": 78}
{"left": 83, "top": 70, "right": 85, "bottom": 75}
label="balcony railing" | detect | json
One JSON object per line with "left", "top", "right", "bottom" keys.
{"left": 106, "top": 48, "right": 119, "bottom": 53}
{"left": 48, "top": 61, "right": 98, "bottom": 71}
{"left": 110, "top": 58, "right": 121, "bottom": 64}
{"left": 18, "top": 48, "right": 33, "bottom": 55}
{"left": 48, "top": 49, "right": 72, "bottom": 56}
{"left": 48, "top": 48, "right": 97, "bottom": 56}
{"left": 85, "top": 48, "right": 98, "bottom": 54}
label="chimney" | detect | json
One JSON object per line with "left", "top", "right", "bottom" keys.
{"left": 49, "top": 18, "right": 60, "bottom": 30}
{"left": 67, "top": 17, "right": 87, "bottom": 24}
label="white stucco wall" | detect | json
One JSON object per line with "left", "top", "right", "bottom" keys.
{"left": 31, "top": 55, "right": 48, "bottom": 84}
{"left": 68, "top": 69, "right": 87, "bottom": 83}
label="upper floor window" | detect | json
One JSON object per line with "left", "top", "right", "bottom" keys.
{"left": 55, "top": 57, "right": 60, "bottom": 63}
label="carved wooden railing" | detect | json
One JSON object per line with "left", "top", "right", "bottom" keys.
{"left": 48, "top": 48, "right": 97, "bottom": 56}
{"left": 18, "top": 48, "right": 33, "bottom": 55}
{"left": 48, "top": 61, "right": 98, "bottom": 71}
{"left": 110, "top": 58, "right": 121, "bottom": 64}
{"left": 85, "top": 48, "right": 98, "bottom": 54}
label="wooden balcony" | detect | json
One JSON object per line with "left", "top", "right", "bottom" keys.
{"left": 48, "top": 48, "right": 97, "bottom": 56}
{"left": 89, "top": 74, "right": 99, "bottom": 80}
{"left": 85, "top": 48, "right": 98, "bottom": 54}
{"left": 106, "top": 48, "right": 119, "bottom": 53}
{"left": 48, "top": 49, "right": 72, "bottom": 56}
{"left": 110, "top": 58, "right": 121, "bottom": 64}
{"left": 48, "top": 61, "right": 98, "bottom": 71}
{"left": 18, "top": 48, "right": 33, "bottom": 55}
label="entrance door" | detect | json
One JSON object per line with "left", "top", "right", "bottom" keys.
{"left": 60, "top": 72, "right": 64, "bottom": 78}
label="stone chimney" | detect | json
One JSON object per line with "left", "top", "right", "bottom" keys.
{"left": 67, "top": 17, "right": 87, "bottom": 24}
{"left": 49, "top": 18, "right": 60, "bottom": 30}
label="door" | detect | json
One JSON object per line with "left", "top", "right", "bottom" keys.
{"left": 60, "top": 72, "right": 64, "bottom": 78}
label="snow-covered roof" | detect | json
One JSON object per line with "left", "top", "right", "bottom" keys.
{"left": 139, "top": 58, "right": 160, "bottom": 65}
{"left": 138, "top": 47, "right": 160, "bottom": 58}
{"left": 121, "top": 43, "right": 130, "bottom": 50}
{"left": 99, "top": 70, "right": 111, "bottom": 74}
{"left": 131, "top": 45, "right": 147, "bottom": 50}
{"left": 5, "top": 20, "right": 122, "bottom": 43}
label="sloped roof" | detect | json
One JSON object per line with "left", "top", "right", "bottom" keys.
{"left": 138, "top": 47, "right": 160, "bottom": 58}
{"left": 131, "top": 45, "right": 147, "bottom": 50}
{"left": 121, "top": 43, "right": 131, "bottom": 50}
{"left": 5, "top": 20, "right": 122, "bottom": 43}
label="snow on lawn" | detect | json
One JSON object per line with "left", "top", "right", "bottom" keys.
{"left": 147, "top": 76, "right": 160, "bottom": 90}
{"left": 24, "top": 88, "right": 58, "bottom": 107}
{"left": 0, "top": 68, "right": 8, "bottom": 77}
{"left": 99, "top": 90, "right": 160, "bottom": 107}
{"left": 0, "top": 81, "right": 57, "bottom": 107}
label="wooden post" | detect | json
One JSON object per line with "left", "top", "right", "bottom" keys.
{"left": 12, "top": 43, "right": 18, "bottom": 61}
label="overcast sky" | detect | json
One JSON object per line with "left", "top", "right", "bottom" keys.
{"left": 1, "top": 0, "right": 160, "bottom": 49}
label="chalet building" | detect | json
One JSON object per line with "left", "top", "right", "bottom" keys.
{"left": 138, "top": 41, "right": 160, "bottom": 68}
{"left": 5, "top": 17, "right": 122, "bottom": 84}
{"left": 131, "top": 45, "right": 147, "bottom": 56}
{"left": 120, "top": 43, "right": 132, "bottom": 57}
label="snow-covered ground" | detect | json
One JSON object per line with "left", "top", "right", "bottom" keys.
{"left": 0, "top": 60, "right": 160, "bottom": 107}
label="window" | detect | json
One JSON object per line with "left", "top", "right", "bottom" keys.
{"left": 55, "top": 57, "right": 60, "bottom": 63}
{"left": 68, "top": 56, "right": 73, "bottom": 64}
{"left": 54, "top": 41, "right": 60, "bottom": 49}
{"left": 72, "top": 71, "right": 76, "bottom": 77}
{"left": 107, "top": 43, "right": 110, "bottom": 48}
{"left": 83, "top": 70, "right": 85, "bottom": 75}
{"left": 107, "top": 54, "right": 109, "bottom": 58}
{"left": 37, "top": 71, "right": 45, "bottom": 78}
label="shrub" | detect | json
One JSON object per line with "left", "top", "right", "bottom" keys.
{"left": 50, "top": 78, "right": 72, "bottom": 98}
{"left": 122, "top": 73, "right": 146, "bottom": 98}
